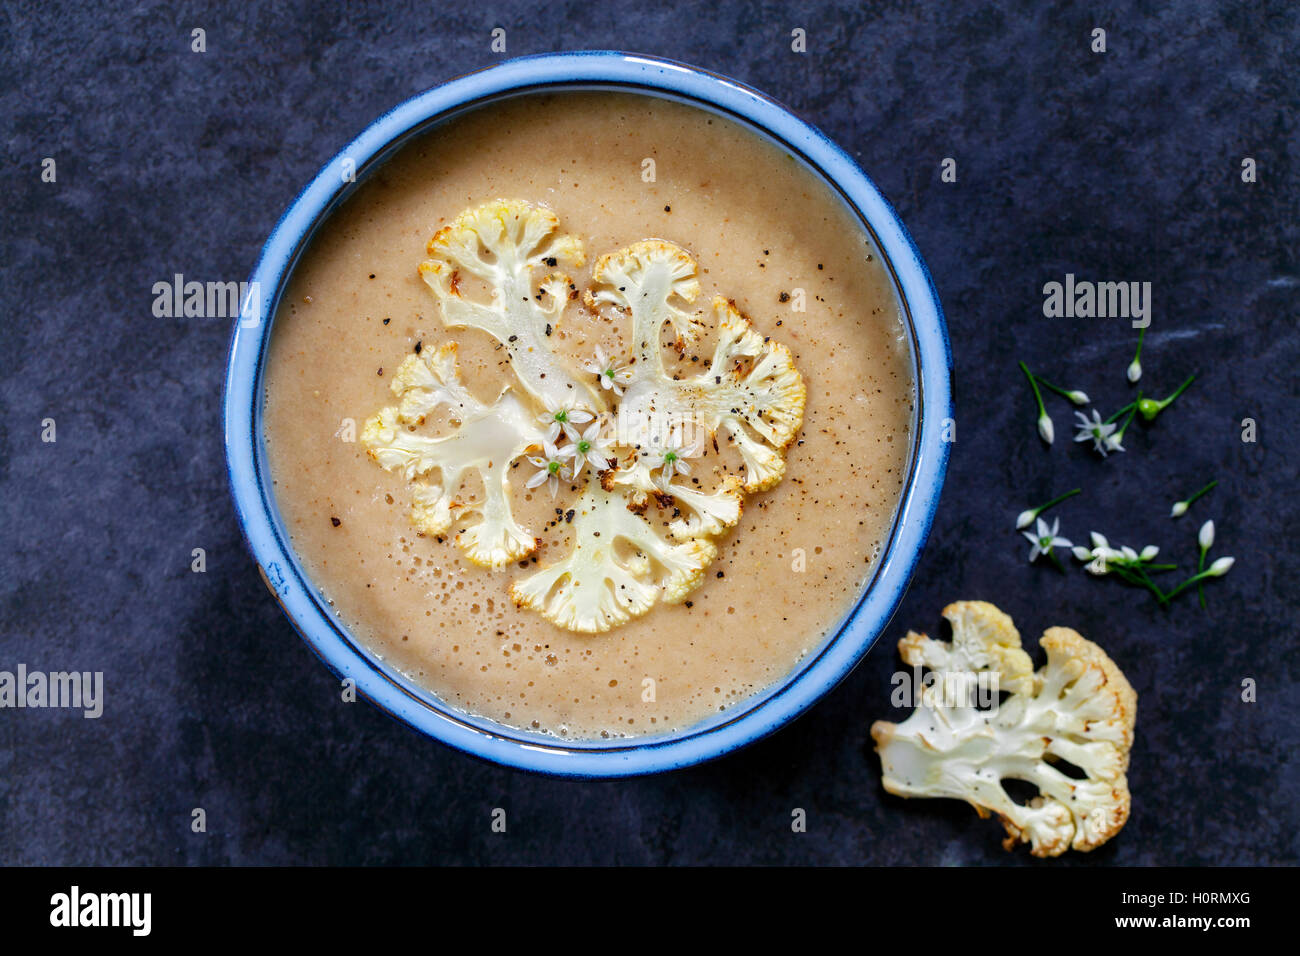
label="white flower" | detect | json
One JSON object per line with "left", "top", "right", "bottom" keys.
{"left": 1090, "top": 531, "right": 1110, "bottom": 551}
{"left": 1103, "top": 431, "right": 1126, "bottom": 455}
{"left": 1037, "top": 413, "right": 1055, "bottom": 445}
{"left": 1087, "top": 554, "right": 1111, "bottom": 575}
{"left": 565, "top": 420, "right": 615, "bottom": 481}
{"left": 1198, "top": 519, "right": 1215, "bottom": 551}
{"left": 1207, "top": 556, "right": 1235, "bottom": 576}
{"left": 1066, "top": 389, "right": 1090, "bottom": 405}
{"left": 1140, "top": 545, "right": 1160, "bottom": 561}
{"left": 1073, "top": 409, "right": 1118, "bottom": 456}
{"left": 1022, "top": 517, "right": 1071, "bottom": 563}
{"left": 1072, "top": 545, "right": 1094, "bottom": 562}
{"left": 525, "top": 441, "right": 571, "bottom": 497}
{"left": 538, "top": 402, "right": 594, "bottom": 443}
{"left": 1171, "top": 500, "right": 1189, "bottom": 518}
{"left": 652, "top": 430, "right": 703, "bottom": 491}
{"left": 584, "top": 346, "right": 634, "bottom": 396}
{"left": 1015, "top": 508, "right": 1038, "bottom": 530}
{"left": 1127, "top": 358, "right": 1142, "bottom": 383}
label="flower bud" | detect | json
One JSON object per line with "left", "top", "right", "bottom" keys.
{"left": 1198, "top": 520, "right": 1215, "bottom": 551}
{"left": 1015, "top": 509, "right": 1037, "bottom": 530}
{"left": 1171, "top": 500, "right": 1189, "bottom": 518}
{"left": 1037, "top": 413, "right": 1054, "bottom": 445}
{"left": 1140, "top": 545, "right": 1159, "bottom": 561}
{"left": 1207, "top": 556, "right": 1235, "bottom": 577}
{"left": 1067, "top": 390, "right": 1090, "bottom": 405}
{"left": 1127, "top": 358, "right": 1142, "bottom": 383}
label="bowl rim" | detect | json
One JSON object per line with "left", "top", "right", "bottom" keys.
{"left": 223, "top": 50, "right": 952, "bottom": 778}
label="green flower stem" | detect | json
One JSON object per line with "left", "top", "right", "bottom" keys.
{"left": 1019, "top": 361, "right": 1047, "bottom": 417}
{"left": 1104, "top": 400, "right": 1139, "bottom": 425}
{"left": 1032, "top": 488, "right": 1081, "bottom": 514}
{"left": 1162, "top": 373, "right": 1197, "bottom": 405}
{"left": 1110, "top": 564, "right": 1164, "bottom": 601}
{"left": 1162, "top": 566, "right": 1224, "bottom": 604}
{"left": 1134, "top": 566, "right": 1167, "bottom": 602}
{"left": 1183, "top": 479, "right": 1218, "bottom": 508}
{"left": 1198, "top": 543, "right": 1209, "bottom": 610}
{"left": 1111, "top": 394, "right": 1141, "bottom": 442}
{"left": 1035, "top": 378, "right": 1081, "bottom": 402}
{"left": 1132, "top": 326, "right": 1146, "bottom": 365}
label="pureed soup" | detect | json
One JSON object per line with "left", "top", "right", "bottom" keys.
{"left": 263, "top": 91, "right": 913, "bottom": 739}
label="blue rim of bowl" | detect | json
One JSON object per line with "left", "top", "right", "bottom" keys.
{"left": 223, "top": 51, "right": 952, "bottom": 778}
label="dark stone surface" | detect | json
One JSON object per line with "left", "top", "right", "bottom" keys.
{"left": 1, "top": 0, "right": 1296, "bottom": 865}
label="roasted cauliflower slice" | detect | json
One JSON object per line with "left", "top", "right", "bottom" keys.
{"left": 418, "top": 199, "right": 596, "bottom": 411}
{"left": 591, "top": 241, "right": 807, "bottom": 492}
{"left": 361, "top": 343, "right": 546, "bottom": 568}
{"left": 871, "top": 601, "right": 1137, "bottom": 857}
{"left": 510, "top": 485, "right": 716, "bottom": 634}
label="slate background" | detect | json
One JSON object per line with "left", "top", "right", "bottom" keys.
{"left": 1, "top": 0, "right": 1297, "bottom": 866}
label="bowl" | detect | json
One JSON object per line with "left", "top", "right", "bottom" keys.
{"left": 223, "top": 51, "right": 952, "bottom": 777}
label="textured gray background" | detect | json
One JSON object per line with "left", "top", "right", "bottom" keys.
{"left": 1, "top": 0, "right": 1297, "bottom": 865}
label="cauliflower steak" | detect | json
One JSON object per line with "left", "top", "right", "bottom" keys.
{"left": 871, "top": 601, "right": 1138, "bottom": 857}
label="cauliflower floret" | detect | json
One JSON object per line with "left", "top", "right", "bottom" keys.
{"left": 606, "top": 467, "right": 745, "bottom": 541}
{"left": 509, "top": 485, "right": 716, "bottom": 634}
{"left": 361, "top": 343, "right": 546, "bottom": 568}
{"left": 870, "top": 601, "right": 1137, "bottom": 857}
{"left": 418, "top": 199, "right": 597, "bottom": 411}
{"left": 588, "top": 239, "right": 704, "bottom": 349}
{"left": 591, "top": 241, "right": 806, "bottom": 492}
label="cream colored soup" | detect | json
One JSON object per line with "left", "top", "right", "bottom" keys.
{"left": 263, "top": 91, "right": 913, "bottom": 739}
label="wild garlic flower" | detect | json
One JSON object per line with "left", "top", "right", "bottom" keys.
{"left": 525, "top": 442, "right": 571, "bottom": 497}
{"left": 1075, "top": 533, "right": 1124, "bottom": 575}
{"left": 565, "top": 419, "right": 615, "bottom": 481}
{"left": 1198, "top": 519, "right": 1215, "bottom": 552}
{"left": 652, "top": 430, "right": 703, "bottom": 492}
{"left": 539, "top": 402, "right": 594, "bottom": 443}
{"left": 1073, "top": 409, "right": 1118, "bottom": 456}
{"left": 1023, "top": 517, "right": 1071, "bottom": 564}
{"left": 584, "top": 346, "right": 633, "bottom": 396}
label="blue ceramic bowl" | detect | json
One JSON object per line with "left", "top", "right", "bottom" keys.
{"left": 224, "top": 51, "right": 952, "bottom": 777}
